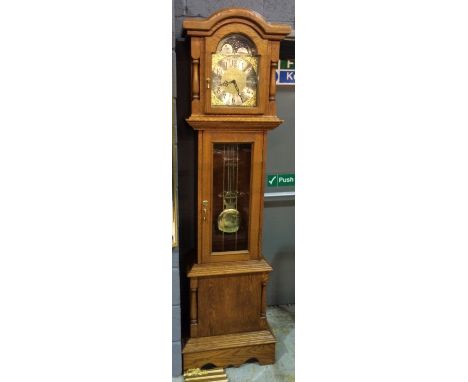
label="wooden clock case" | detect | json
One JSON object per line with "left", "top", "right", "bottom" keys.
{"left": 181, "top": 8, "right": 291, "bottom": 370}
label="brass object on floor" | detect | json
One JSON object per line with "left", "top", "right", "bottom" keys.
{"left": 183, "top": 367, "right": 228, "bottom": 382}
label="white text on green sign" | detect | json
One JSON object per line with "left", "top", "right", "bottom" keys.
{"left": 267, "top": 173, "right": 295, "bottom": 187}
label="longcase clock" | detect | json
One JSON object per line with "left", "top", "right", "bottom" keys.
{"left": 181, "top": 8, "right": 291, "bottom": 370}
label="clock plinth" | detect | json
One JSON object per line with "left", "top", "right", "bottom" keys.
{"left": 183, "top": 260, "right": 275, "bottom": 369}
{"left": 183, "top": 329, "right": 276, "bottom": 370}
{"left": 181, "top": 7, "right": 291, "bottom": 371}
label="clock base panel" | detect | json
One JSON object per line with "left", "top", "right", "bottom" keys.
{"left": 182, "top": 329, "right": 276, "bottom": 370}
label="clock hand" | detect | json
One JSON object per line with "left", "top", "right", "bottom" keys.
{"left": 231, "top": 80, "right": 241, "bottom": 97}
{"left": 221, "top": 80, "right": 236, "bottom": 91}
{"left": 219, "top": 80, "right": 242, "bottom": 100}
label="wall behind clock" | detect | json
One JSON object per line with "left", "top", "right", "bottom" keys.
{"left": 264, "top": 83, "right": 295, "bottom": 306}
{"left": 172, "top": 0, "right": 295, "bottom": 376}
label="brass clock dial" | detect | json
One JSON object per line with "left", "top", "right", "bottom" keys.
{"left": 211, "top": 35, "right": 258, "bottom": 107}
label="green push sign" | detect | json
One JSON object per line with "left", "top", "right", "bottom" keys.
{"left": 267, "top": 173, "right": 295, "bottom": 187}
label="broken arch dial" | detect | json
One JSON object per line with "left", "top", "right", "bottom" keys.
{"left": 211, "top": 34, "right": 258, "bottom": 107}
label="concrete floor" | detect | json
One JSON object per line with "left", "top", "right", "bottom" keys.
{"left": 173, "top": 305, "right": 295, "bottom": 382}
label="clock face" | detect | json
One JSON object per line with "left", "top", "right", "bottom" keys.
{"left": 211, "top": 34, "right": 258, "bottom": 107}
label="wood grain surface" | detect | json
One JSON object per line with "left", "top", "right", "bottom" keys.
{"left": 183, "top": 330, "right": 276, "bottom": 369}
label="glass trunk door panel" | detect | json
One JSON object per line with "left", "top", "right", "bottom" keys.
{"left": 211, "top": 143, "right": 251, "bottom": 253}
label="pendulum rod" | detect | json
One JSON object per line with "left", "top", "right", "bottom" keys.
{"left": 222, "top": 144, "right": 225, "bottom": 251}
{"left": 235, "top": 144, "right": 239, "bottom": 250}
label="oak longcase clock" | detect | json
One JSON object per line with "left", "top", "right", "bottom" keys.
{"left": 182, "top": 8, "right": 291, "bottom": 370}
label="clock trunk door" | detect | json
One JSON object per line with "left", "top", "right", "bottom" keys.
{"left": 200, "top": 131, "right": 264, "bottom": 263}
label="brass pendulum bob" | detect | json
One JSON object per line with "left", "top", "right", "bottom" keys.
{"left": 218, "top": 191, "right": 240, "bottom": 233}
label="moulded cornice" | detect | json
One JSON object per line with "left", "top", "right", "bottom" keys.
{"left": 186, "top": 115, "right": 284, "bottom": 130}
{"left": 183, "top": 7, "right": 291, "bottom": 40}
